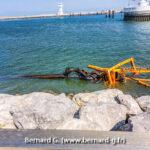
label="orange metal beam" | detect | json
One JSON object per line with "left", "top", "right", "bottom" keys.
{"left": 125, "top": 77, "right": 150, "bottom": 87}
{"left": 120, "top": 70, "right": 150, "bottom": 73}
{"left": 138, "top": 81, "right": 150, "bottom": 87}
{"left": 109, "top": 58, "right": 136, "bottom": 71}
{"left": 88, "top": 58, "right": 150, "bottom": 87}
{"left": 88, "top": 65, "right": 108, "bottom": 71}
{"left": 132, "top": 78, "right": 150, "bottom": 82}
{"left": 125, "top": 77, "right": 150, "bottom": 82}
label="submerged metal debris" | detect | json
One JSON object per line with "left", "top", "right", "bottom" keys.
{"left": 19, "top": 58, "right": 150, "bottom": 87}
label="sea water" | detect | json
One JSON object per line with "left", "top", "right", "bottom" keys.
{"left": 0, "top": 14, "right": 150, "bottom": 97}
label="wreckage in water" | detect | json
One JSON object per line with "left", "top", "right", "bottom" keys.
{"left": 19, "top": 58, "right": 150, "bottom": 87}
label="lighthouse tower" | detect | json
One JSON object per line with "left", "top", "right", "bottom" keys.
{"left": 58, "top": 3, "right": 63, "bottom": 16}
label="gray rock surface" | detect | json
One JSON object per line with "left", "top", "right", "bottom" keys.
{"left": 10, "top": 92, "right": 79, "bottom": 129}
{"left": 120, "top": 112, "right": 150, "bottom": 132}
{"left": 0, "top": 94, "right": 23, "bottom": 129}
{"left": 136, "top": 96, "right": 150, "bottom": 112}
{"left": 116, "top": 94, "right": 142, "bottom": 114}
{"left": 0, "top": 92, "right": 78, "bottom": 129}
{"left": 1, "top": 90, "right": 150, "bottom": 133}
{"left": 57, "top": 118, "right": 96, "bottom": 130}
{"left": 73, "top": 89, "right": 123, "bottom": 106}
{"left": 79, "top": 103, "right": 128, "bottom": 131}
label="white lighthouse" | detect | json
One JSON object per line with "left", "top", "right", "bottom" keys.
{"left": 58, "top": 3, "right": 63, "bottom": 16}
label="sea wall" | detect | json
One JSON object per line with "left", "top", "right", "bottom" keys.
{"left": 124, "top": 11, "right": 150, "bottom": 21}
{"left": 124, "top": 15, "right": 150, "bottom": 21}
{"left": 0, "top": 10, "right": 122, "bottom": 21}
{"left": 0, "top": 12, "right": 105, "bottom": 21}
{"left": 0, "top": 89, "right": 150, "bottom": 132}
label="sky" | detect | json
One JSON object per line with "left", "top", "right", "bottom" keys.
{"left": 0, "top": 0, "right": 130, "bottom": 17}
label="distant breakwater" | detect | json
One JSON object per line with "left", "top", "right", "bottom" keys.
{"left": 0, "top": 10, "right": 122, "bottom": 21}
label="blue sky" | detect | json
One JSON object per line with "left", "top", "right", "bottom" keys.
{"left": 0, "top": 0, "right": 129, "bottom": 17}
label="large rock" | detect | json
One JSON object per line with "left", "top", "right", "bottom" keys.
{"left": 116, "top": 94, "right": 142, "bottom": 115}
{"left": 10, "top": 92, "right": 79, "bottom": 129}
{"left": 79, "top": 103, "right": 128, "bottom": 131}
{"left": 0, "top": 92, "right": 78, "bottom": 129}
{"left": 120, "top": 112, "right": 150, "bottom": 132}
{"left": 73, "top": 89, "right": 123, "bottom": 106}
{"left": 0, "top": 94, "right": 23, "bottom": 129}
{"left": 57, "top": 118, "right": 96, "bottom": 130}
{"left": 136, "top": 96, "right": 150, "bottom": 112}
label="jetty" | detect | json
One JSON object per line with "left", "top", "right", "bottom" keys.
{"left": 0, "top": 3, "right": 122, "bottom": 21}
{"left": 0, "top": 11, "right": 120, "bottom": 21}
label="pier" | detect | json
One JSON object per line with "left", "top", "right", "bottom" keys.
{"left": 0, "top": 10, "right": 121, "bottom": 21}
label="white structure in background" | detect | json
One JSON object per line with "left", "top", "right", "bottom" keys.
{"left": 124, "top": 0, "right": 150, "bottom": 20}
{"left": 124, "top": 0, "right": 150, "bottom": 13}
{"left": 58, "top": 3, "right": 63, "bottom": 15}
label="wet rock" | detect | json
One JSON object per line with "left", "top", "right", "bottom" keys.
{"left": 79, "top": 103, "right": 128, "bottom": 131}
{"left": 120, "top": 112, "right": 150, "bottom": 132}
{"left": 136, "top": 96, "right": 150, "bottom": 112}
{"left": 73, "top": 89, "right": 123, "bottom": 106}
{"left": 40, "top": 90, "right": 59, "bottom": 96}
{"left": 67, "top": 93, "right": 74, "bottom": 99}
{"left": 116, "top": 94, "right": 142, "bottom": 114}
{"left": 10, "top": 92, "right": 79, "bottom": 129}
{"left": 118, "top": 122, "right": 133, "bottom": 132}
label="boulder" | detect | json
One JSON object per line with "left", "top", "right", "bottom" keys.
{"left": 136, "top": 96, "right": 150, "bottom": 112}
{"left": 120, "top": 112, "right": 150, "bottom": 132}
{"left": 0, "top": 94, "right": 13, "bottom": 99}
{"left": 73, "top": 89, "right": 123, "bottom": 106}
{"left": 10, "top": 92, "right": 79, "bottom": 129}
{"left": 0, "top": 92, "right": 78, "bottom": 129}
{"left": 57, "top": 118, "right": 96, "bottom": 130}
{"left": 0, "top": 94, "right": 23, "bottom": 129}
{"left": 116, "top": 94, "right": 142, "bottom": 115}
{"left": 79, "top": 103, "right": 128, "bottom": 131}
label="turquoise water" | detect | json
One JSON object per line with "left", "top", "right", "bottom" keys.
{"left": 0, "top": 14, "right": 150, "bottom": 96}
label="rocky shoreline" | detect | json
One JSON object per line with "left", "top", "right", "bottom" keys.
{"left": 0, "top": 89, "right": 150, "bottom": 132}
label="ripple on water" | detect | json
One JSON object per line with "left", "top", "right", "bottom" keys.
{"left": 0, "top": 14, "right": 150, "bottom": 96}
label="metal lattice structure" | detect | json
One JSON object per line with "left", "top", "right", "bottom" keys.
{"left": 88, "top": 58, "right": 150, "bottom": 87}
